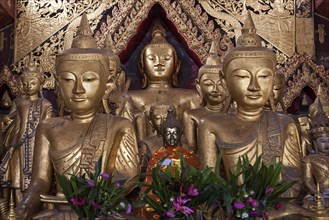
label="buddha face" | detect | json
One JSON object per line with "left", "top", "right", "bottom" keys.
{"left": 163, "top": 127, "right": 180, "bottom": 146}
{"left": 142, "top": 45, "right": 176, "bottom": 83}
{"left": 225, "top": 58, "right": 274, "bottom": 109}
{"left": 315, "top": 136, "right": 329, "bottom": 155}
{"left": 21, "top": 76, "right": 41, "bottom": 96}
{"left": 297, "top": 116, "right": 310, "bottom": 135}
{"left": 56, "top": 60, "right": 107, "bottom": 114}
{"left": 197, "top": 72, "right": 226, "bottom": 106}
{"left": 273, "top": 76, "right": 285, "bottom": 104}
{"left": 149, "top": 106, "right": 170, "bottom": 134}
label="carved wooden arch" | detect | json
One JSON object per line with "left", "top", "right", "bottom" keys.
{"left": 91, "top": 0, "right": 234, "bottom": 63}
{"left": 281, "top": 53, "right": 329, "bottom": 109}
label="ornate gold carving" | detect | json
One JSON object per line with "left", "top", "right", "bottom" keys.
{"left": 94, "top": 0, "right": 233, "bottom": 63}
{"left": 281, "top": 53, "right": 329, "bottom": 108}
{"left": 200, "top": 0, "right": 296, "bottom": 56}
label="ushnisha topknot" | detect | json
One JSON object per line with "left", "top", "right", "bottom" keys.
{"left": 56, "top": 13, "right": 110, "bottom": 74}
{"left": 223, "top": 11, "right": 276, "bottom": 75}
{"left": 21, "top": 54, "right": 45, "bottom": 83}
{"left": 198, "top": 41, "right": 223, "bottom": 79}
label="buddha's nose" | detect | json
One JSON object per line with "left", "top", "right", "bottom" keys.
{"left": 247, "top": 76, "right": 260, "bottom": 91}
{"left": 73, "top": 79, "right": 86, "bottom": 94}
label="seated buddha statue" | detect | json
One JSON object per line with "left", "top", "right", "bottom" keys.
{"left": 0, "top": 55, "right": 53, "bottom": 203}
{"left": 102, "top": 35, "right": 133, "bottom": 122}
{"left": 139, "top": 102, "right": 173, "bottom": 167}
{"left": 303, "top": 99, "right": 329, "bottom": 196}
{"left": 138, "top": 108, "right": 199, "bottom": 219}
{"left": 183, "top": 41, "right": 230, "bottom": 153}
{"left": 198, "top": 11, "right": 302, "bottom": 197}
{"left": 15, "top": 13, "right": 140, "bottom": 220}
{"left": 128, "top": 21, "right": 200, "bottom": 142}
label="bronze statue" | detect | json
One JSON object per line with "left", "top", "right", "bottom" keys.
{"left": 0, "top": 55, "right": 53, "bottom": 203}
{"left": 183, "top": 41, "right": 230, "bottom": 153}
{"left": 128, "top": 21, "right": 200, "bottom": 142}
{"left": 303, "top": 99, "right": 329, "bottom": 196}
{"left": 15, "top": 13, "right": 140, "bottom": 220}
{"left": 309, "top": 85, "right": 329, "bottom": 120}
{"left": 198, "top": 11, "right": 302, "bottom": 197}
{"left": 272, "top": 70, "right": 286, "bottom": 112}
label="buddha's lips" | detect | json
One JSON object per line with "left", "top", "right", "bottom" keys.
{"left": 246, "top": 94, "right": 262, "bottom": 99}
{"left": 210, "top": 93, "right": 220, "bottom": 98}
{"left": 154, "top": 67, "right": 165, "bottom": 71}
{"left": 71, "top": 97, "right": 87, "bottom": 102}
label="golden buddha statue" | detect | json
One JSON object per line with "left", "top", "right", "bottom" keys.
{"left": 198, "top": 11, "right": 302, "bottom": 197}
{"left": 303, "top": 99, "right": 329, "bottom": 196}
{"left": 128, "top": 21, "right": 200, "bottom": 142}
{"left": 102, "top": 35, "right": 133, "bottom": 122}
{"left": 272, "top": 70, "right": 286, "bottom": 112}
{"left": 15, "top": 13, "right": 140, "bottom": 220}
{"left": 0, "top": 55, "right": 53, "bottom": 203}
{"left": 183, "top": 41, "right": 230, "bottom": 153}
{"left": 309, "top": 85, "right": 329, "bottom": 120}
{"left": 138, "top": 108, "right": 199, "bottom": 219}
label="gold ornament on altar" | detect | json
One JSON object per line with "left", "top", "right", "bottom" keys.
{"left": 198, "top": 11, "right": 302, "bottom": 197}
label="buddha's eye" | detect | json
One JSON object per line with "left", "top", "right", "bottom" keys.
{"left": 162, "top": 55, "right": 172, "bottom": 61}
{"left": 82, "top": 72, "right": 99, "bottom": 82}
{"left": 59, "top": 72, "right": 75, "bottom": 82}
{"left": 147, "top": 55, "right": 156, "bottom": 61}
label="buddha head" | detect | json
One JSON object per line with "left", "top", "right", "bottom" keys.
{"left": 161, "top": 108, "right": 183, "bottom": 147}
{"left": 309, "top": 85, "right": 329, "bottom": 120}
{"left": 196, "top": 41, "right": 228, "bottom": 109}
{"left": 223, "top": 11, "right": 276, "bottom": 111}
{"left": 55, "top": 13, "right": 111, "bottom": 115}
{"left": 310, "top": 99, "right": 329, "bottom": 155}
{"left": 104, "top": 34, "right": 121, "bottom": 91}
{"left": 149, "top": 102, "right": 174, "bottom": 136}
{"left": 139, "top": 21, "right": 181, "bottom": 88}
{"left": 273, "top": 70, "right": 285, "bottom": 105}
{"left": 20, "top": 54, "right": 45, "bottom": 97}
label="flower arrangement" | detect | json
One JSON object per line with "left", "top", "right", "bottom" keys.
{"left": 56, "top": 158, "right": 133, "bottom": 220}
{"left": 139, "top": 155, "right": 219, "bottom": 219}
{"left": 212, "top": 155, "right": 296, "bottom": 220}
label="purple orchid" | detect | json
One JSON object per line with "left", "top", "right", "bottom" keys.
{"left": 187, "top": 184, "right": 199, "bottom": 196}
{"left": 71, "top": 197, "right": 86, "bottom": 206}
{"left": 86, "top": 180, "right": 95, "bottom": 187}
{"left": 100, "top": 173, "right": 110, "bottom": 179}
{"left": 172, "top": 196, "right": 194, "bottom": 216}
{"left": 233, "top": 201, "right": 245, "bottom": 209}
{"left": 92, "top": 200, "right": 100, "bottom": 211}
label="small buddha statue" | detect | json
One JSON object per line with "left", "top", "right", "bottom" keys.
{"left": 303, "top": 99, "right": 329, "bottom": 196}
{"left": 309, "top": 85, "right": 329, "bottom": 120}
{"left": 138, "top": 108, "right": 199, "bottom": 219}
{"left": 272, "top": 70, "right": 286, "bottom": 112}
{"left": 0, "top": 55, "right": 53, "bottom": 203}
{"left": 139, "top": 102, "right": 174, "bottom": 165}
{"left": 129, "top": 21, "right": 200, "bottom": 142}
{"left": 183, "top": 41, "right": 230, "bottom": 153}
{"left": 102, "top": 35, "right": 134, "bottom": 122}
{"left": 198, "top": 11, "right": 302, "bottom": 197}
{"left": 15, "top": 13, "right": 140, "bottom": 220}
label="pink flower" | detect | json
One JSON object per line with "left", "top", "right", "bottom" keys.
{"left": 233, "top": 201, "right": 245, "bottom": 209}
{"left": 116, "top": 182, "right": 121, "bottom": 187}
{"left": 92, "top": 200, "right": 100, "bottom": 211}
{"left": 71, "top": 197, "right": 86, "bottom": 206}
{"left": 187, "top": 184, "right": 199, "bottom": 196}
{"left": 250, "top": 210, "right": 259, "bottom": 217}
{"left": 87, "top": 180, "right": 95, "bottom": 187}
{"left": 172, "top": 196, "right": 194, "bottom": 216}
{"left": 251, "top": 199, "right": 259, "bottom": 208}
{"left": 126, "top": 203, "right": 132, "bottom": 214}
{"left": 100, "top": 173, "right": 110, "bottom": 179}
{"left": 265, "top": 186, "right": 274, "bottom": 196}
{"left": 274, "top": 202, "right": 281, "bottom": 210}
{"left": 166, "top": 211, "right": 175, "bottom": 217}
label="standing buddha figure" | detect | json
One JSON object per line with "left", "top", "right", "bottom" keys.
{"left": 15, "top": 13, "right": 140, "bottom": 220}
{"left": 303, "top": 99, "right": 329, "bottom": 196}
{"left": 129, "top": 21, "right": 200, "bottom": 142}
{"left": 198, "top": 11, "right": 302, "bottom": 196}
{"left": 183, "top": 41, "right": 230, "bottom": 153}
{"left": 0, "top": 55, "right": 53, "bottom": 203}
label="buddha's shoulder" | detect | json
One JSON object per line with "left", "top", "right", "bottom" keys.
{"left": 266, "top": 111, "right": 298, "bottom": 127}
{"left": 39, "top": 116, "right": 68, "bottom": 129}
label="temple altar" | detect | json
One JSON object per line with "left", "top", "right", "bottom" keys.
{"left": 0, "top": 0, "right": 329, "bottom": 219}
